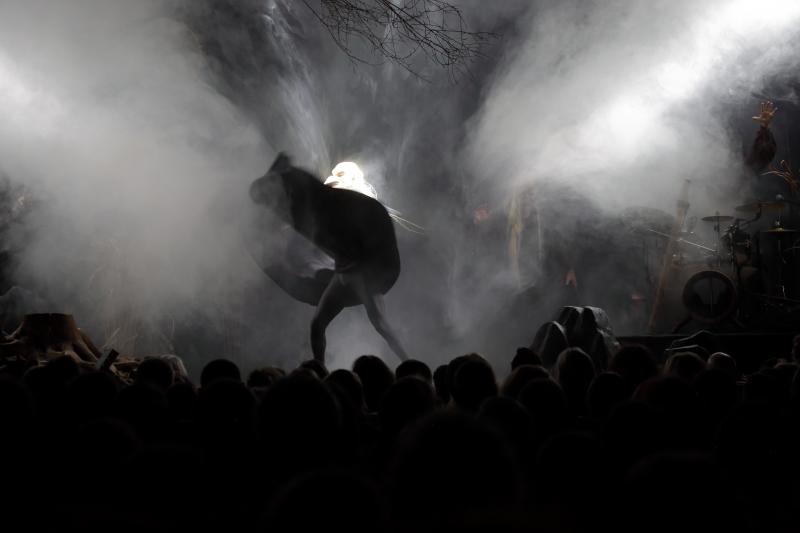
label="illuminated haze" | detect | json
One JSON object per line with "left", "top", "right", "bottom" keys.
{"left": 469, "top": 0, "right": 800, "bottom": 210}
{"left": 0, "top": 0, "right": 798, "bottom": 374}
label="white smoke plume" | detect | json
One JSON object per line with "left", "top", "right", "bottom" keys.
{"left": 469, "top": 0, "right": 800, "bottom": 212}
{"left": 0, "top": 0, "right": 798, "bottom": 375}
{"left": 0, "top": 0, "right": 270, "bottom": 365}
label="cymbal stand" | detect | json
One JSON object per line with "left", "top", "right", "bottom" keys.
{"left": 725, "top": 211, "right": 760, "bottom": 323}
{"left": 711, "top": 211, "right": 724, "bottom": 268}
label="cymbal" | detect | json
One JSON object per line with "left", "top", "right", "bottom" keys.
{"left": 761, "top": 227, "right": 799, "bottom": 234}
{"left": 701, "top": 215, "right": 734, "bottom": 222}
{"left": 735, "top": 200, "right": 786, "bottom": 213}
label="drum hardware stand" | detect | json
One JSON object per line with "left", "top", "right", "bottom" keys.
{"left": 711, "top": 211, "right": 724, "bottom": 268}
{"left": 732, "top": 199, "right": 800, "bottom": 326}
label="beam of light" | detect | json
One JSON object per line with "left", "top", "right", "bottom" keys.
{"left": 590, "top": 0, "right": 800, "bottom": 168}
{"left": 654, "top": 0, "right": 800, "bottom": 100}
{"left": 656, "top": 61, "right": 702, "bottom": 100}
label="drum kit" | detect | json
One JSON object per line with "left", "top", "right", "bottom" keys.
{"left": 631, "top": 197, "right": 800, "bottom": 331}
{"left": 705, "top": 200, "right": 797, "bottom": 292}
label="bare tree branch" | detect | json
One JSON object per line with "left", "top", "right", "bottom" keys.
{"left": 300, "top": 0, "right": 493, "bottom": 80}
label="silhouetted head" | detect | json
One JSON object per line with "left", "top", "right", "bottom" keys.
{"left": 395, "top": 359, "right": 432, "bottom": 383}
{"left": 247, "top": 367, "right": 285, "bottom": 389}
{"left": 352, "top": 355, "right": 394, "bottom": 412}
{"left": 555, "top": 348, "right": 595, "bottom": 382}
{"left": 379, "top": 376, "right": 436, "bottom": 437}
{"left": 158, "top": 354, "right": 190, "bottom": 384}
{"left": 511, "top": 347, "right": 542, "bottom": 370}
{"left": 325, "top": 369, "right": 365, "bottom": 411}
{"left": 663, "top": 351, "right": 705, "bottom": 382}
{"left": 707, "top": 351, "right": 737, "bottom": 377}
{"left": 299, "top": 359, "right": 329, "bottom": 379}
{"left": 500, "top": 364, "right": 550, "bottom": 400}
{"left": 587, "top": 371, "right": 628, "bottom": 420}
{"left": 450, "top": 355, "right": 497, "bottom": 411}
{"left": 609, "top": 344, "right": 658, "bottom": 394}
{"left": 200, "top": 359, "right": 241, "bottom": 388}
{"left": 446, "top": 353, "right": 476, "bottom": 389}
{"left": 518, "top": 378, "right": 569, "bottom": 436}
{"left": 446, "top": 353, "right": 493, "bottom": 402}
{"left": 135, "top": 357, "right": 174, "bottom": 391}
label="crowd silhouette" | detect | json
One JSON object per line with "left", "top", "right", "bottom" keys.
{"left": 0, "top": 330, "right": 799, "bottom": 532}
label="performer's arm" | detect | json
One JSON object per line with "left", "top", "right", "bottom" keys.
{"left": 746, "top": 101, "right": 777, "bottom": 172}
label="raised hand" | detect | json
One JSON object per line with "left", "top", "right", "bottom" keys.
{"left": 764, "top": 159, "right": 800, "bottom": 196}
{"left": 752, "top": 101, "right": 778, "bottom": 128}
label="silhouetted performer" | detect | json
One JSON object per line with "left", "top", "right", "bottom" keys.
{"left": 250, "top": 154, "right": 409, "bottom": 362}
{"left": 746, "top": 100, "right": 777, "bottom": 174}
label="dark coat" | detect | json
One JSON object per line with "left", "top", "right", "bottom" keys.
{"left": 250, "top": 154, "right": 400, "bottom": 305}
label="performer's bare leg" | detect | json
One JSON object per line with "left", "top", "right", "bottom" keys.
{"left": 349, "top": 274, "right": 410, "bottom": 362}
{"left": 310, "top": 276, "right": 346, "bottom": 362}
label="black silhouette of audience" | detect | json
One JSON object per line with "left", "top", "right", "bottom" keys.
{"left": 0, "top": 334, "right": 797, "bottom": 532}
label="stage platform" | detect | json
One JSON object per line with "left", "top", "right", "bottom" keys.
{"left": 618, "top": 331, "right": 796, "bottom": 374}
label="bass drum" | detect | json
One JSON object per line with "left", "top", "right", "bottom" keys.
{"left": 681, "top": 270, "right": 738, "bottom": 324}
